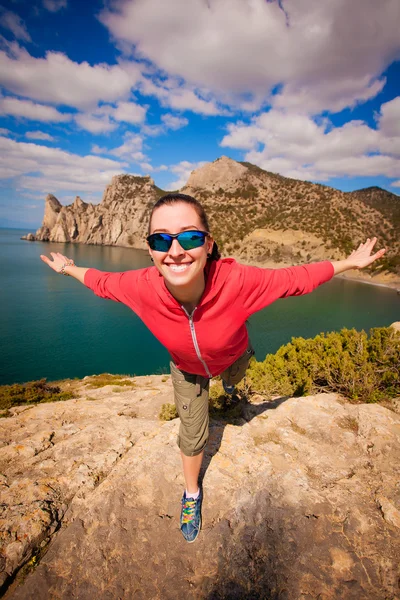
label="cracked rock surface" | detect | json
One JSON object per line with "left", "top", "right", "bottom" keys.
{"left": 1, "top": 376, "right": 400, "bottom": 599}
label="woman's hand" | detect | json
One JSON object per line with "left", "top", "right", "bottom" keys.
{"left": 40, "top": 252, "right": 88, "bottom": 283}
{"left": 40, "top": 252, "right": 73, "bottom": 273}
{"left": 331, "top": 237, "right": 386, "bottom": 275}
{"left": 347, "top": 237, "right": 386, "bottom": 269}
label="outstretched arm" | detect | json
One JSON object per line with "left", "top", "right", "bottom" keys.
{"left": 331, "top": 237, "right": 386, "bottom": 275}
{"left": 40, "top": 251, "right": 140, "bottom": 306}
{"left": 40, "top": 252, "right": 88, "bottom": 284}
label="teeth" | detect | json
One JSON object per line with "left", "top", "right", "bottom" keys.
{"left": 168, "top": 264, "right": 190, "bottom": 272}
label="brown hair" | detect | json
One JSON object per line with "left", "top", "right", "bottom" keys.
{"left": 148, "top": 193, "right": 221, "bottom": 261}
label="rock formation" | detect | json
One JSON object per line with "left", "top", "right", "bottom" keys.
{"left": 21, "top": 156, "right": 400, "bottom": 284}
{"left": 1, "top": 375, "right": 400, "bottom": 599}
{"left": 22, "top": 175, "right": 157, "bottom": 250}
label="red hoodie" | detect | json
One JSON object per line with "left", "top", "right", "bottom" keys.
{"left": 84, "top": 258, "right": 334, "bottom": 377}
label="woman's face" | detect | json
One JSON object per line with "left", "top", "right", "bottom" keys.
{"left": 148, "top": 202, "right": 214, "bottom": 291}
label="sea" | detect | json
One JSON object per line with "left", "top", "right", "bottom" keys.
{"left": 1, "top": 227, "right": 399, "bottom": 386}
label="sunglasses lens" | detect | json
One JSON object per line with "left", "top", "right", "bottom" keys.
{"left": 148, "top": 233, "right": 172, "bottom": 252}
{"left": 147, "top": 231, "right": 207, "bottom": 252}
{"left": 178, "top": 231, "right": 207, "bottom": 250}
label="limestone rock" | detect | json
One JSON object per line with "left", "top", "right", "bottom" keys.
{"left": 184, "top": 155, "right": 248, "bottom": 193}
{"left": 31, "top": 176, "right": 157, "bottom": 249}
{"left": 1, "top": 379, "right": 400, "bottom": 599}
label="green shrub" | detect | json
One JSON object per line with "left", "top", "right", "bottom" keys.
{"left": 0, "top": 378, "right": 76, "bottom": 414}
{"left": 85, "top": 374, "right": 135, "bottom": 388}
{"left": 245, "top": 327, "right": 400, "bottom": 403}
{"left": 159, "top": 403, "right": 178, "bottom": 421}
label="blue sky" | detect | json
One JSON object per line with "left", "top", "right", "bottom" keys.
{"left": 0, "top": 0, "right": 399, "bottom": 228}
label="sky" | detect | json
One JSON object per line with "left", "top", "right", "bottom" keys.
{"left": 0, "top": 0, "right": 399, "bottom": 228}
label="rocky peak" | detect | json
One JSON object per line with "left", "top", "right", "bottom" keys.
{"left": 101, "top": 174, "right": 155, "bottom": 207}
{"left": 41, "top": 194, "right": 62, "bottom": 232}
{"left": 45, "top": 194, "right": 62, "bottom": 212}
{"left": 72, "top": 196, "right": 88, "bottom": 211}
{"left": 184, "top": 155, "right": 248, "bottom": 193}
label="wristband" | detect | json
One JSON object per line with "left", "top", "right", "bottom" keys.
{"left": 59, "top": 259, "right": 75, "bottom": 275}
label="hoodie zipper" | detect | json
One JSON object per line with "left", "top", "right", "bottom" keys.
{"left": 181, "top": 306, "right": 213, "bottom": 378}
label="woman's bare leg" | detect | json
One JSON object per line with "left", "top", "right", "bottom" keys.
{"left": 181, "top": 450, "right": 204, "bottom": 493}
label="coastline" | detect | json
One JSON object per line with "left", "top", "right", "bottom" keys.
{"left": 233, "top": 255, "right": 400, "bottom": 292}
{"left": 334, "top": 272, "right": 400, "bottom": 291}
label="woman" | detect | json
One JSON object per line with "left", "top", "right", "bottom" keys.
{"left": 40, "top": 192, "right": 386, "bottom": 543}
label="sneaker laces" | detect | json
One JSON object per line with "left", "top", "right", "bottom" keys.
{"left": 181, "top": 498, "right": 197, "bottom": 524}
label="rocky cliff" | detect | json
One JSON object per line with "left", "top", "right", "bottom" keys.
{"left": 1, "top": 374, "right": 400, "bottom": 599}
{"left": 26, "top": 175, "right": 158, "bottom": 250}
{"left": 23, "top": 156, "right": 400, "bottom": 282}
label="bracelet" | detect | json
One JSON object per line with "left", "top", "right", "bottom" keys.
{"left": 59, "top": 259, "right": 75, "bottom": 275}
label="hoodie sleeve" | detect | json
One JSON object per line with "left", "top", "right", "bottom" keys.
{"left": 83, "top": 268, "right": 141, "bottom": 309}
{"left": 238, "top": 261, "right": 334, "bottom": 317}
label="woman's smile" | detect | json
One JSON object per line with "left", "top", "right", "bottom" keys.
{"left": 165, "top": 262, "right": 193, "bottom": 273}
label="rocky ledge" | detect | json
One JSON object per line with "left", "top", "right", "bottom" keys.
{"left": 1, "top": 376, "right": 400, "bottom": 599}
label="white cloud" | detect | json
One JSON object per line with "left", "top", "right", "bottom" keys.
{"left": 391, "top": 180, "right": 400, "bottom": 188}
{"left": 109, "top": 132, "right": 144, "bottom": 158}
{"left": 139, "top": 161, "right": 153, "bottom": 172}
{"left": 378, "top": 96, "right": 400, "bottom": 138}
{"left": 139, "top": 75, "right": 226, "bottom": 115}
{"left": 272, "top": 76, "right": 386, "bottom": 115}
{"left": 75, "top": 101, "right": 147, "bottom": 133}
{"left": 100, "top": 0, "right": 400, "bottom": 114}
{"left": 161, "top": 113, "right": 188, "bottom": 130}
{"left": 141, "top": 123, "right": 165, "bottom": 137}
{"left": 91, "top": 144, "right": 108, "bottom": 154}
{"left": 0, "top": 43, "right": 139, "bottom": 109}
{"left": 0, "top": 97, "right": 71, "bottom": 122}
{"left": 0, "top": 127, "right": 11, "bottom": 136}
{"left": 140, "top": 111, "right": 189, "bottom": 137}
{"left": 0, "top": 136, "right": 127, "bottom": 197}
{"left": 25, "top": 131, "right": 55, "bottom": 141}
{"left": 166, "top": 160, "right": 207, "bottom": 190}
{"left": 0, "top": 10, "right": 31, "bottom": 42}
{"left": 74, "top": 109, "right": 116, "bottom": 134}
{"left": 220, "top": 99, "right": 400, "bottom": 182}
{"left": 43, "top": 0, "right": 67, "bottom": 12}
{"left": 112, "top": 100, "right": 147, "bottom": 124}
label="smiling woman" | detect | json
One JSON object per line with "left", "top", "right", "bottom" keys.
{"left": 40, "top": 192, "right": 386, "bottom": 544}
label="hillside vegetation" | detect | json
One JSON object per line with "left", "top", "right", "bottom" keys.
{"left": 181, "top": 158, "right": 399, "bottom": 275}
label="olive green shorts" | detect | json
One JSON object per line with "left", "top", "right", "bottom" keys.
{"left": 170, "top": 341, "right": 255, "bottom": 457}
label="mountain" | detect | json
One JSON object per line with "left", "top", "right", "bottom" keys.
{"left": 22, "top": 156, "right": 400, "bottom": 278}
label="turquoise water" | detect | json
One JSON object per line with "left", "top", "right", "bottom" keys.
{"left": 1, "top": 227, "right": 399, "bottom": 386}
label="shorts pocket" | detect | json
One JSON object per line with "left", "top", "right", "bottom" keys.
{"left": 224, "top": 343, "right": 255, "bottom": 384}
{"left": 170, "top": 361, "right": 197, "bottom": 417}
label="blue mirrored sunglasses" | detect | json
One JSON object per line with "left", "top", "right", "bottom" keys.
{"left": 146, "top": 230, "right": 209, "bottom": 252}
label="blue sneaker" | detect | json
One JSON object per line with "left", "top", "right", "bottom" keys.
{"left": 222, "top": 379, "right": 235, "bottom": 395}
{"left": 180, "top": 488, "right": 202, "bottom": 543}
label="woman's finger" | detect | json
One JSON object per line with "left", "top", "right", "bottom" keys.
{"left": 40, "top": 254, "right": 59, "bottom": 270}
{"left": 372, "top": 248, "right": 386, "bottom": 259}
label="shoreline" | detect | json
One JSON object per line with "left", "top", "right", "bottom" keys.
{"left": 233, "top": 255, "right": 400, "bottom": 292}
{"left": 334, "top": 273, "right": 400, "bottom": 291}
